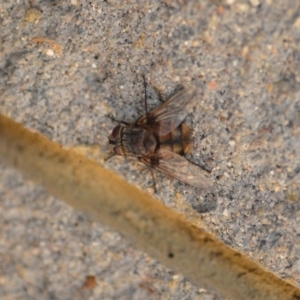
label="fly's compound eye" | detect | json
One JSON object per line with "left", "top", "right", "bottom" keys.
{"left": 109, "top": 125, "right": 122, "bottom": 141}
{"left": 113, "top": 146, "right": 123, "bottom": 156}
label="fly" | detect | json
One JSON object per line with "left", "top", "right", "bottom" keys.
{"left": 108, "top": 85, "right": 212, "bottom": 188}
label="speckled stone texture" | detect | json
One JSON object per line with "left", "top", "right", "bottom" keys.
{"left": 1, "top": 0, "right": 300, "bottom": 298}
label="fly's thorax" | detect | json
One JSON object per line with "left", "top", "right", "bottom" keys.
{"left": 121, "top": 126, "right": 157, "bottom": 157}
{"left": 157, "top": 123, "right": 191, "bottom": 155}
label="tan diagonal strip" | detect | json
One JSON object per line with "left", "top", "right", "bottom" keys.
{"left": 0, "top": 112, "right": 299, "bottom": 300}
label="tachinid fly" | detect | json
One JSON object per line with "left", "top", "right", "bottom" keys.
{"left": 108, "top": 87, "right": 212, "bottom": 188}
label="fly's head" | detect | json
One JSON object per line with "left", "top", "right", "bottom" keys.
{"left": 108, "top": 124, "right": 126, "bottom": 156}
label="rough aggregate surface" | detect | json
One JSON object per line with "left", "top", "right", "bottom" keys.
{"left": 1, "top": 0, "right": 300, "bottom": 298}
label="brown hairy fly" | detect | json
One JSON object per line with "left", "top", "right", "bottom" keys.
{"left": 108, "top": 87, "right": 212, "bottom": 188}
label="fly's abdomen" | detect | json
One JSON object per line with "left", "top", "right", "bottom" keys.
{"left": 158, "top": 123, "right": 191, "bottom": 155}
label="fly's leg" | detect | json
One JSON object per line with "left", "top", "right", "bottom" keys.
{"left": 103, "top": 152, "right": 115, "bottom": 161}
{"left": 141, "top": 75, "right": 166, "bottom": 111}
{"left": 138, "top": 157, "right": 159, "bottom": 193}
{"left": 149, "top": 168, "right": 158, "bottom": 193}
{"left": 107, "top": 115, "right": 130, "bottom": 125}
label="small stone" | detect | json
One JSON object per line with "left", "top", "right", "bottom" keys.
{"left": 46, "top": 49, "right": 54, "bottom": 56}
{"left": 24, "top": 8, "right": 42, "bottom": 23}
{"left": 249, "top": 0, "right": 260, "bottom": 6}
{"left": 223, "top": 208, "right": 230, "bottom": 217}
{"left": 237, "top": 3, "right": 249, "bottom": 12}
{"left": 229, "top": 140, "right": 236, "bottom": 147}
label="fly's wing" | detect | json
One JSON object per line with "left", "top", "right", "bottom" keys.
{"left": 137, "top": 88, "right": 197, "bottom": 136}
{"left": 141, "top": 149, "right": 212, "bottom": 188}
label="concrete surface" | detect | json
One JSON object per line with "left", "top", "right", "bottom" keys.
{"left": 1, "top": 0, "right": 300, "bottom": 299}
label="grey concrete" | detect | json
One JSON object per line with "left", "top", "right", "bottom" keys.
{"left": 1, "top": 0, "right": 300, "bottom": 299}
